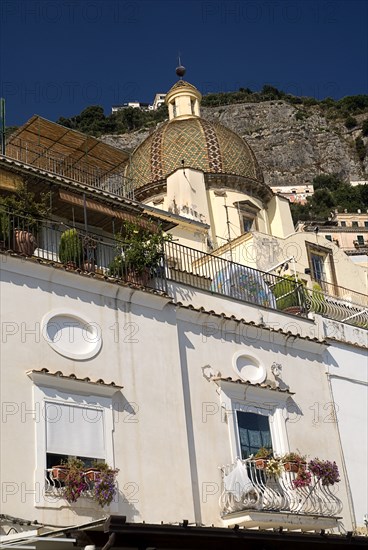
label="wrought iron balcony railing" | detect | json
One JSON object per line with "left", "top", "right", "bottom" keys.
{"left": 164, "top": 241, "right": 368, "bottom": 329}
{"left": 45, "top": 468, "right": 95, "bottom": 498}
{"left": 220, "top": 458, "right": 342, "bottom": 518}
{"left": 0, "top": 212, "right": 167, "bottom": 293}
{"left": 1, "top": 211, "right": 367, "bottom": 328}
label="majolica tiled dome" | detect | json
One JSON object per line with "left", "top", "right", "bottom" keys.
{"left": 128, "top": 117, "right": 264, "bottom": 191}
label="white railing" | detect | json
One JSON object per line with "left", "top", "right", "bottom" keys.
{"left": 45, "top": 468, "right": 94, "bottom": 498}
{"left": 220, "top": 458, "right": 342, "bottom": 518}
{"left": 305, "top": 288, "right": 368, "bottom": 328}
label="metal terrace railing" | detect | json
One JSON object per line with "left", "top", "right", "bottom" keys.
{"left": 315, "top": 278, "right": 368, "bottom": 307}
{"left": 164, "top": 241, "right": 368, "bottom": 329}
{"left": 4, "top": 137, "right": 135, "bottom": 200}
{"left": 0, "top": 211, "right": 367, "bottom": 328}
{"left": 0, "top": 212, "right": 167, "bottom": 293}
{"left": 220, "top": 458, "right": 342, "bottom": 518}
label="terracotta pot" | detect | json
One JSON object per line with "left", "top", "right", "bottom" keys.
{"left": 284, "top": 461, "right": 307, "bottom": 473}
{"left": 126, "top": 268, "right": 150, "bottom": 286}
{"left": 83, "top": 261, "right": 96, "bottom": 273}
{"left": 14, "top": 230, "right": 37, "bottom": 255}
{"left": 51, "top": 466, "right": 68, "bottom": 480}
{"left": 85, "top": 468, "right": 100, "bottom": 482}
{"left": 255, "top": 458, "right": 268, "bottom": 469}
{"left": 284, "top": 462, "right": 299, "bottom": 473}
{"left": 283, "top": 306, "right": 303, "bottom": 316}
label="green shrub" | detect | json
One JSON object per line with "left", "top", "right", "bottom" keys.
{"left": 344, "top": 116, "right": 358, "bottom": 129}
{"left": 362, "top": 119, "right": 368, "bottom": 137}
{"left": 58, "top": 229, "right": 83, "bottom": 265}
{"left": 273, "top": 275, "right": 306, "bottom": 311}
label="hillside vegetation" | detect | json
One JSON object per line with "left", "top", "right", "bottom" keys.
{"left": 290, "top": 174, "right": 368, "bottom": 223}
{"left": 53, "top": 85, "right": 368, "bottom": 137}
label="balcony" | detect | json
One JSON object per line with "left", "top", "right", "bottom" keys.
{"left": 164, "top": 241, "right": 368, "bottom": 329}
{"left": 220, "top": 458, "right": 342, "bottom": 531}
{"left": 353, "top": 239, "right": 368, "bottom": 249}
{"left": 45, "top": 468, "right": 95, "bottom": 499}
{"left": 1, "top": 212, "right": 367, "bottom": 329}
{"left": 0, "top": 212, "right": 167, "bottom": 294}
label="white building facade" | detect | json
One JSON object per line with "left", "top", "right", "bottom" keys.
{"left": 0, "top": 75, "right": 367, "bottom": 549}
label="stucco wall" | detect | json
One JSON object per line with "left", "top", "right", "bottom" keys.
{"left": 0, "top": 255, "right": 360, "bottom": 530}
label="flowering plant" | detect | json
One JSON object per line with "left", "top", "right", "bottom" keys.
{"left": 292, "top": 468, "right": 312, "bottom": 489}
{"left": 62, "top": 458, "right": 89, "bottom": 503}
{"left": 110, "top": 219, "right": 172, "bottom": 277}
{"left": 282, "top": 452, "right": 306, "bottom": 465}
{"left": 254, "top": 447, "right": 273, "bottom": 459}
{"left": 265, "top": 457, "right": 283, "bottom": 477}
{"left": 308, "top": 459, "right": 340, "bottom": 486}
{"left": 92, "top": 465, "right": 119, "bottom": 507}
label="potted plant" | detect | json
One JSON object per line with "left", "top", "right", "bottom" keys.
{"left": 254, "top": 447, "right": 273, "bottom": 469}
{"left": 292, "top": 468, "right": 312, "bottom": 489}
{"left": 58, "top": 228, "right": 83, "bottom": 269}
{"left": 61, "top": 458, "right": 88, "bottom": 503}
{"left": 84, "top": 461, "right": 109, "bottom": 482}
{"left": 308, "top": 458, "right": 340, "bottom": 486}
{"left": 89, "top": 463, "right": 119, "bottom": 507}
{"left": 109, "top": 219, "right": 171, "bottom": 285}
{"left": 265, "top": 456, "right": 283, "bottom": 477}
{"left": 0, "top": 184, "right": 51, "bottom": 255}
{"left": 0, "top": 205, "right": 10, "bottom": 249}
{"left": 273, "top": 274, "right": 306, "bottom": 315}
{"left": 82, "top": 235, "right": 97, "bottom": 272}
{"left": 282, "top": 452, "right": 307, "bottom": 473}
{"left": 51, "top": 464, "right": 69, "bottom": 481}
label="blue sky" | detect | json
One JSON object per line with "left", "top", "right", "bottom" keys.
{"left": 0, "top": 0, "right": 367, "bottom": 126}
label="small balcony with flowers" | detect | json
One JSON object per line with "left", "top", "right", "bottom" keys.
{"left": 220, "top": 450, "right": 343, "bottom": 531}
{"left": 45, "top": 457, "right": 119, "bottom": 509}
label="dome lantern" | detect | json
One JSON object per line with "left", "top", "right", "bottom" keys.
{"left": 165, "top": 79, "right": 202, "bottom": 121}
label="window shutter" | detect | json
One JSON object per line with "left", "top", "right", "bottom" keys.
{"left": 45, "top": 401, "right": 105, "bottom": 459}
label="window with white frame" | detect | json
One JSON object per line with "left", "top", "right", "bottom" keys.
{"left": 28, "top": 371, "right": 117, "bottom": 507}
{"left": 216, "top": 379, "right": 292, "bottom": 461}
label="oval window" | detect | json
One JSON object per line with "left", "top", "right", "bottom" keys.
{"left": 232, "top": 352, "right": 266, "bottom": 384}
{"left": 42, "top": 311, "right": 102, "bottom": 360}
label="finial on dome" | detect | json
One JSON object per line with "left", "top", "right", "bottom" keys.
{"left": 176, "top": 55, "right": 186, "bottom": 79}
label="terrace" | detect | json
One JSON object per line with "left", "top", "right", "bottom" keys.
{"left": 1, "top": 212, "right": 367, "bottom": 329}
{"left": 5, "top": 116, "right": 134, "bottom": 200}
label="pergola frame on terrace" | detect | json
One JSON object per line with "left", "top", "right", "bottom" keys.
{"left": 7, "top": 115, "right": 130, "bottom": 179}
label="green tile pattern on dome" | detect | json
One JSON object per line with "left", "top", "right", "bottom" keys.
{"left": 214, "top": 121, "right": 261, "bottom": 180}
{"left": 129, "top": 118, "right": 263, "bottom": 190}
{"left": 162, "top": 119, "right": 208, "bottom": 175}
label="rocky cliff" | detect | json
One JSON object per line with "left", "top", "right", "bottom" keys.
{"left": 101, "top": 101, "right": 368, "bottom": 187}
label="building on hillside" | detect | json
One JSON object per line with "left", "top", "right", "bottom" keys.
{"left": 1, "top": 70, "right": 367, "bottom": 550}
{"left": 270, "top": 183, "right": 314, "bottom": 204}
{"left": 152, "top": 93, "right": 166, "bottom": 110}
{"left": 111, "top": 102, "right": 152, "bottom": 114}
{"left": 296, "top": 210, "right": 368, "bottom": 268}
